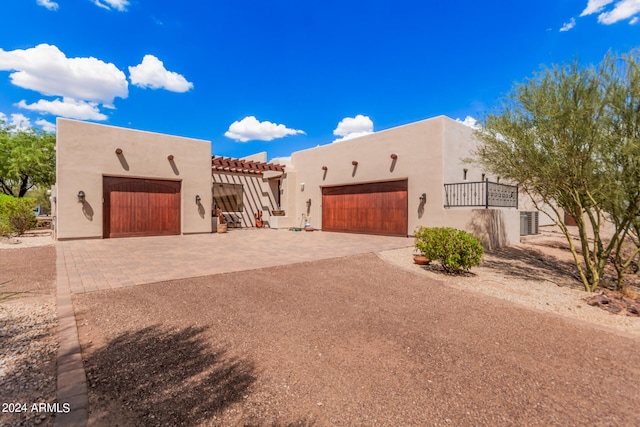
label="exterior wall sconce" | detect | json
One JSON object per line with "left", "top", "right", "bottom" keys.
{"left": 195, "top": 194, "right": 201, "bottom": 204}
{"left": 419, "top": 193, "right": 427, "bottom": 203}
{"left": 463, "top": 168, "right": 468, "bottom": 180}
{"left": 306, "top": 198, "right": 311, "bottom": 208}
{"left": 352, "top": 161, "right": 358, "bottom": 166}
{"left": 77, "top": 190, "right": 85, "bottom": 203}
{"left": 115, "top": 148, "right": 123, "bottom": 155}
{"left": 167, "top": 155, "right": 174, "bottom": 161}
{"left": 300, "top": 182, "right": 305, "bottom": 191}
{"left": 321, "top": 165, "right": 328, "bottom": 171}
{"left": 390, "top": 154, "right": 398, "bottom": 160}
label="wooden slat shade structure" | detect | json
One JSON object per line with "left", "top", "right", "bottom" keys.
{"left": 212, "top": 156, "right": 285, "bottom": 175}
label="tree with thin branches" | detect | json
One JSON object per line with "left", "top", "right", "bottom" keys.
{"left": 474, "top": 51, "right": 640, "bottom": 292}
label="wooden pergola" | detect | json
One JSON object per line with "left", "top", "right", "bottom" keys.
{"left": 211, "top": 156, "right": 286, "bottom": 175}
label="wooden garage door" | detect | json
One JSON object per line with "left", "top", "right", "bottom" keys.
{"left": 322, "top": 180, "right": 408, "bottom": 237}
{"left": 103, "top": 177, "right": 181, "bottom": 238}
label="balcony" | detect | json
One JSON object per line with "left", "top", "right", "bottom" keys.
{"left": 444, "top": 181, "right": 518, "bottom": 208}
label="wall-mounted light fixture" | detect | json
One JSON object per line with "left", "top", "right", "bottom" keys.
{"left": 463, "top": 168, "right": 468, "bottom": 180}
{"left": 419, "top": 193, "right": 427, "bottom": 204}
{"left": 300, "top": 182, "right": 305, "bottom": 191}
{"left": 390, "top": 153, "right": 398, "bottom": 160}
{"left": 306, "top": 198, "right": 311, "bottom": 208}
{"left": 77, "top": 190, "right": 85, "bottom": 203}
{"left": 115, "top": 148, "right": 123, "bottom": 155}
{"left": 321, "top": 165, "right": 328, "bottom": 171}
{"left": 167, "top": 155, "right": 174, "bottom": 161}
{"left": 352, "top": 161, "right": 358, "bottom": 166}
{"left": 195, "top": 194, "right": 201, "bottom": 204}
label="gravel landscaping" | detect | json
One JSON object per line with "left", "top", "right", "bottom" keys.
{"left": 0, "top": 243, "right": 57, "bottom": 427}
{"left": 379, "top": 235, "right": 640, "bottom": 338}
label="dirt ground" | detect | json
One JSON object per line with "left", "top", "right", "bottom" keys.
{"left": 73, "top": 252, "right": 640, "bottom": 426}
{"left": 0, "top": 244, "right": 57, "bottom": 427}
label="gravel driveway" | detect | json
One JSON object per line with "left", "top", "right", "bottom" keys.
{"left": 73, "top": 253, "right": 640, "bottom": 426}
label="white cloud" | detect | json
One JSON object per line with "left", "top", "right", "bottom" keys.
{"left": 128, "top": 55, "right": 193, "bottom": 93}
{"left": 0, "top": 44, "right": 128, "bottom": 105}
{"left": 580, "top": 0, "right": 615, "bottom": 16}
{"left": 37, "top": 0, "right": 59, "bottom": 11}
{"left": 35, "top": 119, "right": 56, "bottom": 132}
{"left": 332, "top": 115, "right": 374, "bottom": 142}
{"left": 17, "top": 98, "right": 107, "bottom": 121}
{"left": 224, "top": 116, "right": 305, "bottom": 142}
{"left": 5, "top": 114, "right": 33, "bottom": 131}
{"left": 560, "top": 18, "right": 576, "bottom": 31}
{"left": 598, "top": 0, "right": 640, "bottom": 23}
{"left": 1, "top": 111, "right": 56, "bottom": 132}
{"left": 92, "top": 0, "right": 129, "bottom": 11}
{"left": 631, "top": 16, "right": 639, "bottom": 23}
{"left": 580, "top": 0, "right": 640, "bottom": 24}
{"left": 456, "top": 116, "right": 481, "bottom": 130}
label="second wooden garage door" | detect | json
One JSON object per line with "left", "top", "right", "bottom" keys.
{"left": 103, "top": 177, "right": 181, "bottom": 238}
{"left": 322, "top": 180, "right": 408, "bottom": 237}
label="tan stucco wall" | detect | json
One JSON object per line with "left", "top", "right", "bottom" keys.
{"left": 290, "top": 117, "right": 445, "bottom": 233}
{"left": 286, "top": 116, "right": 520, "bottom": 245}
{"left": 267, "top": 170, "right": 297, "bottom": 229}
{"left": 55, "top": 119, "right": 212, "bottom": 239}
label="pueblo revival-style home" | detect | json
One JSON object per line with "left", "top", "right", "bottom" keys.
{"left": 53, "top": 115, "right": 538, "bottom": 247}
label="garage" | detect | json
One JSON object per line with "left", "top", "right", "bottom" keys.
{"left": 321, "top": 180, "right": 408, "bottom": 237}
{"left": 103, "top": 177, "right": 181, "bottom": 238}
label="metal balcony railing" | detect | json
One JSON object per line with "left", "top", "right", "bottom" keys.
{"left": 444, "top": 181, "right": 518, "bottom": 208}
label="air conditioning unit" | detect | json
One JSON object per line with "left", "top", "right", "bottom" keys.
{"left": 520, "top": 211, "right": 539, "bottom": 236}
{"left": 520, "top": 212, "right": 528, "bottom": 236}
{"left": 526, "top": 211, "right": 539, "bottom": 235}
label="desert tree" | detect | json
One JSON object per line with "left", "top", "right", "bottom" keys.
{"left": 0, "top": 122, "right": 56, "bottom": 197}
{"left": 600, "top": 51, "right": 640, "bottom": 286}
{"left": 474, "top": 52, "right": 638, "bottom": 292}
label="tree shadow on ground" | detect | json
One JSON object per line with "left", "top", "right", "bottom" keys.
{"left": 481, "top": 244, "right": 584, "bottom": 290}
{"left": 85, "top": 325, "right": 257, "bottom": 426}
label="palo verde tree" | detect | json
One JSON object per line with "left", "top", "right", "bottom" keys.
{"left": 601, "top": 52, "right": 640, "bottom": 286}
{"left": 474, "top": 51, "right": 639, "bottom": 292}
{"left": 0, "top": 122, "right": 56, "bottom": 197}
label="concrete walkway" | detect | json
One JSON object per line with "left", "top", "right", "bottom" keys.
{"left": 55, "top": 229, "right": 412, "bottom": 426}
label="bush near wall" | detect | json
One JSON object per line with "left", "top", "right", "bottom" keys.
{"left": 0, "top": 194, "right": 37, "bottom": 236}
{"left": 414, "top": 226, "right": 484, "bottom": 273}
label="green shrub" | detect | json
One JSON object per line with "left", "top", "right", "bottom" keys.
{"left": 0, "top": 194, "right": 37, "bottom": 236}
{"left": 414, "top": 226, "right": 484, "bottom": 273}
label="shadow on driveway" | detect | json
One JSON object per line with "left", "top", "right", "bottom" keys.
{"left": 85, "top": 325, "right": 257, "bottom": 426}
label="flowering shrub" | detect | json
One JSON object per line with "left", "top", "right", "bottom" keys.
{"left": 414, "top": 226, "right": 484, "bottom": 273}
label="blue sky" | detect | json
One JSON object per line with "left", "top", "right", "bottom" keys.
{"left": 0, "top": 1, "right": 638, "bottom": 160}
